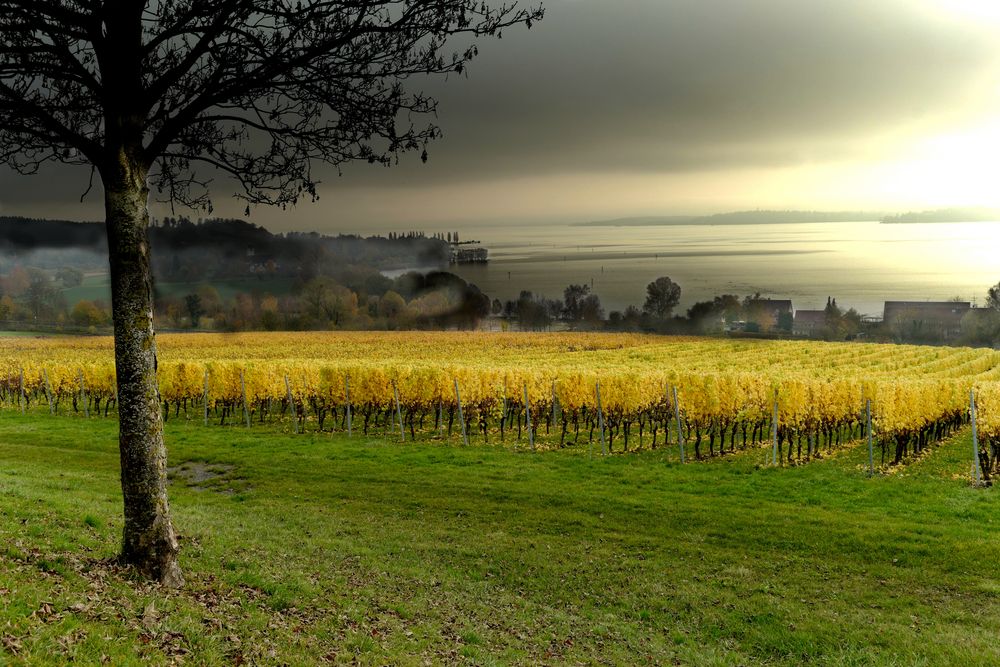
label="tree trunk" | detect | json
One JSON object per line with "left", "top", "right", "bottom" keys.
{"left": 105, "top": 158, "right": 183, "bottom": 587}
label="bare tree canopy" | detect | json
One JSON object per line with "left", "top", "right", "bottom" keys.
{"left": 0, "top": 0, "right": 541, "bottom": 586}
{"left": 1, "top": 1, "right": 542, "bottom": 209}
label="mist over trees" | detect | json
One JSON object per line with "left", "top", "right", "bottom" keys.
{"left": 0, "top": 216, "right": 485, "bottom": 332}
{"left": 151, "top": 270, "right": 492, "bottom": 332}
{"left": 561, "top": 284, "right": 604, "bottom": 329}
{"left": 0, "top": 216, "right": 450, "bottom": 281}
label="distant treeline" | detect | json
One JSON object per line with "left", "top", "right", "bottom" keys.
{"left": 0, "top": 216, "right": 105, "bottom": 249}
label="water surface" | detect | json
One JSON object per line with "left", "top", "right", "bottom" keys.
{"left": 450, "top": 221, "right": 1000, "bottom": 317}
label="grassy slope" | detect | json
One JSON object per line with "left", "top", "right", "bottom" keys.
{"left": 1, "top": 413, "right": 998, "bottom": 666}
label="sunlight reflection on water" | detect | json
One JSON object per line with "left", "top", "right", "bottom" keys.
{"left": 450, "top": 221, "right": 999, "bottom": 317}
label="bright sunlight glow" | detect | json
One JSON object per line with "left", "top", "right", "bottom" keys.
{"left": 871, "top": 118, "right": 1000, "bottom": 208}
{"left": 926, "top": 0, "right": 1000, "bottom": 23}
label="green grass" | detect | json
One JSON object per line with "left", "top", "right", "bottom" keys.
{"left": 0, "top": 412, "right": 998, "bottom": 665}
{"left": 61, "top": 273, "right": 113, "bottom": 304}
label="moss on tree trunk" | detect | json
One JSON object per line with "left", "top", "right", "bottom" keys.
{"left": 105, "top": 153, "right": 183, "bottom": 588}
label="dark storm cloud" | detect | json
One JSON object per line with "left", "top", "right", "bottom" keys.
{"left": 325, "top": 0, "right": 999, "bottom": 186}
{"left": 0, "top": 165, "right": 105, "bottom": 219}
{"left": 1, "top": 0, "right": 997, "bottom": 220}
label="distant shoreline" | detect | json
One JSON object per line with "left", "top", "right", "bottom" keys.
{"left": 881, "top": 220, "right": 1000, "bottom": 224}
{"left": 572, "top": 208, "right": 1000, "bottom": 227}
{"left": 573, "top": 211, "right": 880, "bottom": 227}
{"left": 880, "top": 208, "right": 1000, "bottom": 224}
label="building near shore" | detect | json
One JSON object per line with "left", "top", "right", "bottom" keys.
{"left": 792, "top": 310, "right": 826, "bottom": 336}
{"left": 450, "top": 245, "right": 488, "bottom": 264}
{"left": 883, "top": 301, "right": 970, "bottom": 342}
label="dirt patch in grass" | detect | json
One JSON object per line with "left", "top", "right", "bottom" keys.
{"left": 167, "top": 462, "right": 246, "bottom": 493}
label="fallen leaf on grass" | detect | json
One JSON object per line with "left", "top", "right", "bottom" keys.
{"left": 57, "top": 628, "right": 88, "bottom": 652}
{"left": 159, "top": 630, "right": 189, "bottom": 658}
{"left": 31, "top": 601, "right": 59, "bottom": 623}
{"left": 202, "top": 616, "right": 224, "bottom": 631}
{"left": 2, "top": 634, "right": 22, "bottom": 655}
{"left": 142, "top": 602, "right": 160, "bottom": 631}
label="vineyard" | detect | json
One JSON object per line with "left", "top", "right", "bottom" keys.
{"left": 2, "top": 332, "right": 999, "bottom": 475}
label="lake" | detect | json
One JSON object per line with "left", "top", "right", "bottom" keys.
{"left": 449, "top": 220, "right": 1000, "bottom": 317}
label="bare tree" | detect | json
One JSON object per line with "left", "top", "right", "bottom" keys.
{"left": 0, "top": 0, "right": 542, "bottom": 586}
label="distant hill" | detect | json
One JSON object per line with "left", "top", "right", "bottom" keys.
{"left": 880, "top": 207, "right": 1000, "bottom": 224}
{"left": 573, "top": 210, "right": 880, "bottom": 227}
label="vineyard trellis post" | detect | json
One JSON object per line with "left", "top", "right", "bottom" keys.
{"left": 770, "top": 397, "right": 779, "bottom": 466}
{"left": 596, "top": 381, "right": 607, "bottom": 456}
{"left": 587, "top": 387, "right": 594, "bottom": 460}
{"left": 285, "top": 375, "right": 299, "bottom": 434}
{"left": 302, "top": 372, "right": 309, "bottom": 429}
{"left": 455, "top": 379, "right": 468, "bottom": 446}
{"left": 345, "top": 375, "right": 352, "bottom": 437}
{"left": 501, "top": 378, "right": 508, "bottom": 442}
{"left": 551, "top": 380, "right": 559, "bottom": 425}
{"left": 437, "top": 397, "right": 444, "bottom": 436}
{"left": 240, "top": 370, "right": 251, "bottom": 428}
{"left": 392, "top": 381, "right": 405, "bottom": 442}
{"left": 859, "top": 387, "right": 866, "bottom": 439}
{"left": 672, "top": 385, "right": 685, "bottom": 464}
{"left": 42, "top": 368, "right": 54, "bottom": 415}
{"left": 524, "top": 383, "right": 535, "bottom": 452}
{"left": 202, "top": 369, "right": 209, "bottom": 427}
{"left": 79, "top": 370, "right": 89, "bottom": 419}
{"left": 971, "top": 389, "right": 982, "bottom": 485}
{"left": 866, "top": 399, "right": 874, "bottom": 476}
{"left": 19, "top": 367, "right": 26, "bottom": 414}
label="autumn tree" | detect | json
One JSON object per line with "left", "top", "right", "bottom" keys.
{"left": 642, "top": 276, "right": 682, "bottom": 320}
{"left": 71, "top": 298, "right": 107, "bottom": 327}
{"left": 0, "top": 0, "right": 542, "bottom": 586}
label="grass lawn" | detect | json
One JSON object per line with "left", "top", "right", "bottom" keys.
{"left": 60, "top": 274, "right": 113, "bottom": 305}
{"left": 0, "top": 412, "right": 998, "bottom": 665}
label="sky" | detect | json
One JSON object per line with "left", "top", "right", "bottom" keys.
{"left": 2, "top": 0, "right": 1000, "bottom": 232}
